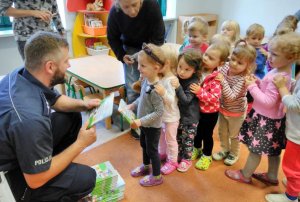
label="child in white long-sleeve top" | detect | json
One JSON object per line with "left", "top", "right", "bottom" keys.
{"left": 212, "top": 40, "right": 256, "bottom": 166}
{"left": 155, "top": 44, "right": 180, "bottom": 175}
{"left": 129, "top": 43, "right": 165, "bottom": 187}
{"left": 225, "top": 33, "right": 300, "bottom": 191}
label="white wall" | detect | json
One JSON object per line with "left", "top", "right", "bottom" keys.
{"left": 0, "top": 36, "right": 23, "bottom": 75}
{"left": 176, "top": 0, "right": 300, "bottom": 37}
{"left": 1, "top": 0, "right": 300, "bottom": 75}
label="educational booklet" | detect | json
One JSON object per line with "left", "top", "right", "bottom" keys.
{"left": 87, "top": 93, "right": 114, "bottom": 129}
{"left": 117, "top": 99, "right": 141, "bottom": 136}
{"left": 118, "top": 99, "right": 135, "bottom": 124}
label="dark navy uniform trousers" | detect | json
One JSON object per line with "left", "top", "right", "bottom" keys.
{"left": 6, "top": 112, "right": 96, "bottom": 202}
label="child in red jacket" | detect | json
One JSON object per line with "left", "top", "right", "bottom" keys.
{"left": 190, "top": 42, "right": 230, "bottom": 170}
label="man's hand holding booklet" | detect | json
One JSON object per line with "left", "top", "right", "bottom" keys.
{"left": 87, "top": 93, "right": 114, "bottom": 129}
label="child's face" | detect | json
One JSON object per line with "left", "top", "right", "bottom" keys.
{"left": 246, "top": 34, "right": 263, "bottom": 48}
{"left": 268, "top": 46, "right": 292, "bottom": 69}
{"left": 221, "top": 26, "right": 235, "bottom": 42}
{"left": 177, "top": 57, "right": 196, "bottom": 79}
{"left": 228, "top": 54, "right": 248, "bottom": 75}
{"left": 188, "top": 30, "right": 205, "bottom": 47}
{"left": 138, "top": 54, "right": 158, "bottom": 80}
{"left": 202, "top": 48, "right": 223, "bottom": 70}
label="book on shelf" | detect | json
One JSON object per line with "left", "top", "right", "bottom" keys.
{"left": 87, "top": 92, "right": 114, "bottom": 129}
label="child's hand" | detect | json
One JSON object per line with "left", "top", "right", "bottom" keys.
{"left": 190, "top": 83, "right": 201, "bottom": 94}
{"left": 127, "top": 103, "right": 135, "bottom": 111}
{"left": 273, "top": 74, "right": 287, "bottom": 89}
{"left": 123, "top": 55, "right": 135, "bottom": 65}
{"left": 130, "top": 119, "right": 141, "bottom": 129}
{"left": 154, "top": 84, "right": 166, "bottom": 96}
{"left": 215, "top": 73, "right": 224, "bottom": 82}
{"left": 245, "top": 74, "right": 256, "bottom": 87}
{"left": 259, "top": 47, "right": 268, "bottom": 57}
{"left": 171, "top": 77, "right": 180, "bottom": 89}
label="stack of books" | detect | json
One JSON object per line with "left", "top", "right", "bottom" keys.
{"left": 91, "top": 161, "right": 125, "bottom": 202}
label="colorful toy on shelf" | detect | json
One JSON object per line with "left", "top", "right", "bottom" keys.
{"left": 86, "top": 0, "right": 105, "bottom": 11}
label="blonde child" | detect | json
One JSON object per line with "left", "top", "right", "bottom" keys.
{"left": 189, "top": 42, "right": 230, "bottom": 170}
{"left": 182, "top": 16, "right": 209, "bottom": 53}
{"left": 129, "top": 43, "right": 165, "bottom": 187}
{"left": 212, "top": 40, "right": 256, "bottom": 166}
{"left": 154, "top": 44, "right": 180, "bottom": 175}
{"left": 266, "top": 34, "right": 300, "bottom": 202}
{"left": 171, "top": 49, "right": 201, "bottom": 172}
{"left": 210, "top": 33, "right": 231, "bottom": 47}
{"left": 245, "top": 23, "right": 267, "bottom": 113}
{"left": 225, "top": 33, "right": 299, "bottom": 188}
{"left": 220, "top": 20, "right": 241, "bottom": 51}
{"left": 265, "top": 15, "right": 299, "bottom": 72}
{"left": 245, "top": 23, "right": 267, "bottom": 79}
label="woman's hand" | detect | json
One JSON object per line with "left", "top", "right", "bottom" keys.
{"left": 31, "top": 10, "right": 52, "bottom": 23}
{"left": 123, "top": 55, "right": 135, "bottom": 65}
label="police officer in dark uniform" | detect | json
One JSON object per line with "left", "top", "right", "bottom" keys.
{"left": 0, "top": 31, "right": 100, "bottom": 202}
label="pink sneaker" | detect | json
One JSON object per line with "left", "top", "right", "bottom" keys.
{"left": 161, "top": 161, "right": 178, "bottom": 175}
{"left": 177, "top": 159, "right": 192, "bottom": 172}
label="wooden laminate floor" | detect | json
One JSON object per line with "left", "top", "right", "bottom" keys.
{"left": 74, "top": 129, "right": 286, "bottom": 202}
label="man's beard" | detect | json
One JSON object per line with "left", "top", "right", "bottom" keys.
{"left": 50, "top": 70, "right": 65, "bottom": 87}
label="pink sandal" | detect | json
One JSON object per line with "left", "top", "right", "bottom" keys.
{"left": 161, "top": 161, "right": 178, "bottom": 175}
{"left": 252, "top": 172, "right": 279, "bottom": 186}
{"left": 225, "top": 169, "right": 252, "bottom": 184}
{"left": 177, "top": 159, "right": 192, "bottom": 172}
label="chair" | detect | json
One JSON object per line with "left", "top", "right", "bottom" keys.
{"left": 0, "top": 171, "right": 16, "bottom": 202}
{"left": 72, "top": 82, "right": 102, "bottom": 101}
{"left": 65, "top": 75, "right": 96, "bottom": 99}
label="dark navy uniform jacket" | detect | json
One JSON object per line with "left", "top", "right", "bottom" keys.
{"left": 0, "top": 68, "right": 60, "bottom": 174}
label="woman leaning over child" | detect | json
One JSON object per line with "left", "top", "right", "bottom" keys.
{"left": 171, "top": 49, "right": 202, "bottom": 172}
{"left": 225, "top": 33, "right": 299, "bottom": 190}
{"left": 128, "top": 43, "right": 165, "bottom": 187}
{"left": 190, "top": 41, "right": 230, "bottom": 171}
{"left": 212, "top": 40, "right": 256, "bottom": 166}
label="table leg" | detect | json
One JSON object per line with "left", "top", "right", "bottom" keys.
{"left": 103, "top": 90, "right": 112, "bottom": 130}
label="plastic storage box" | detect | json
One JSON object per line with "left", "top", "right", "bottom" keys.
{"left": 86, "top": 47, "right": 110, "bottom": 56}
{"left": 82, "top": 25, "right": 107, "bottom": 36}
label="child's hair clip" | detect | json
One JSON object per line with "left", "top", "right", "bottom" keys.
{"left": 145, "top": 84, "right": 155, "bottom": 94}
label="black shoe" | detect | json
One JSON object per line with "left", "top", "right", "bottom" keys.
{"left": 130, "top": 129, "right": 140, "bottom": 140}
